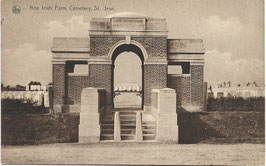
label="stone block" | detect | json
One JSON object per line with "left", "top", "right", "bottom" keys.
{"left": 53, "top": 105, "right": 62, "bottom": 113}
{"left": 157, "top": 114, "right": 177, "bottom": 125}
{"left": 157, "top": 125, "right": 178, "bottom": 143}
{"left": 79, "top": 124, "right": 101, "bottom": 143}
{"left": 79, "top": 136, "right": 100, "bottom": 143}
{"left": 159, "top": 105, "right": 176, "bottom": 114}
{"left": 80, "top": 113, "right": 99, "bottom": 125}
{"left": 79, "top": 124, "right": 100, "bottom": 136}
{"left": 81, "top": 104, "right": 98, "bottom": 113}
{"left": 69, "top": 105, "right": 81, "bottom": 112}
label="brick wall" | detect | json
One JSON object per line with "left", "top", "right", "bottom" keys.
{"left": 168, "top": 75, "right": 182, "bottom": 106}
{"left": 52, "top": 64, "right": 65, "bottom": 105}
{"left": 182, "top": 76, "right": 191, "bottom": 105}
{"left": 88, "top": 64, "right": 112, "bottom": 106}
{"left": 132, "top": 37, "right": 167, "bottom": 57}
{"left": 90, "top": 36, "right": 167, "bottom": 58}
{"left": 191, "top": 65, "right": 204, "bottom": 106}
{"left": 67, "top": 75, "right": 89, "bottom": 105}
{"left": 90, "top": 37, "right": 124, "bottom": 56}
{"left": 168, "top": 75, "right": 191, "bottom": 106}
{"left": 144, "top": 64, "right": 167, "bottom": 105}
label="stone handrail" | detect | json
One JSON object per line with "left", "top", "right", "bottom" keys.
{"left": 114, "top": 112, "right": 121, "bottom": 141}
{"left": 97, "top": 89, "right": 106, "bottom": 120}
{"left": 135, "top": 112, "right": 143, "bottom": 141}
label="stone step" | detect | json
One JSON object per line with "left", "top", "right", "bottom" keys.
{"left": 100, "top": 134, "right": 114, "bottom": 140}
{"left": 121, "top": 134, "right": 135, "bottom": 140}
{"left": 120, "top": 113, "right": 137, "bottom": 115}
{"left": 101, "top": 128, "right": 114, "bottom": 134}
{"left": 143, "top": 134, "right": 156, "bottom": 140}
{"left": 120, "top": 117, "right": 136, "bottom": 121}
{"left": 120, "top": 119, "right": 136, "bottom": 123}
{"left": 120, "top": 112, "right": 137, "bottom": 115}
{"left": 121, "top": 129, "right": 136, "bottom": 134}
{"left": 101, "top": 124, "right": 114, "bottom": 129}
{"left": 143, "top": 121, "right": 156, "bottom": 125}
{"left": 142, "top": 129, "right": 156, "bottom": 134}
{"left": 121, "top": 125, "right": 136, "bottom": 129}
{"left": 121, "top": 122, "right": 136, "bottom": 127}
{"left": 142, "top": 124, "right": 156, "bottom": 129}
{"left": 101, "top": 120, "right": 114, "bottom": 124}
{"left": 120, "top": 114, "right": 136, "bottom": 117}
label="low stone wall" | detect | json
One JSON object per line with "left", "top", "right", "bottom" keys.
{"left": 2, "top": 114, "right": 79, "bottom": 145}
{"left": 178, "top": 112, "right": 265, "bottom": 144}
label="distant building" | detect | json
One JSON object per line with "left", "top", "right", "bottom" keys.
{"left": 16, "top": 85, "right": 26, "bottom": 91}
{"left": 2, "top": 84, "right": 26, "bottom": 91}
{"left": 28, "top": 81, "right": 42, "bottom": 91}
{"left": 210, "top": 82, "right": 264, "bottom": 98}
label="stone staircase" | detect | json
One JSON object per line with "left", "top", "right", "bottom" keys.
{"left": 120, "top": 111, "right": 137, "bottom": 140}
{"left": 100, "top": 108, "right": 156, "bottom": 141}
{"left": 142, "top": 121, "right": 156, "bottom": 141}
{"left": 100, "top": 115, "right": 114, "bottom": 140}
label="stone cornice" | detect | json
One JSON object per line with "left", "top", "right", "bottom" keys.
{"left": 89, "top": 30, "right": 168, "bottom": 37}
{"left": 51, "top": 47, "right": 90, "bottom": 53}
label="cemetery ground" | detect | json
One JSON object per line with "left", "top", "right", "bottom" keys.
{"left": 1, "top": 142, "right": 265, "bottom": 165}
{"left": 1, "top": 96, "right": 265, "bottom": 165}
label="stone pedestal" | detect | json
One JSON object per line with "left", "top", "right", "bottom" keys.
{"left": 79, "top": 87, "right": 101, "bottom": 143}
{"left": 156, "top": 88, "right": 178, "bottom": 143}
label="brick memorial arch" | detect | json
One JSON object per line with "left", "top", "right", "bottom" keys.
{"left": 51, "top": 12, "right": 205, "bottom": 142}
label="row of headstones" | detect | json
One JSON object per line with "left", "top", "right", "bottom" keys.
{"left": 114, "top": 86, "right": 141, "bottom": 92}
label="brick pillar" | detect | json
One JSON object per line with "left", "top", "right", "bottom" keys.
{"left": 144, "top": 64, "right": 167, "bottom": 107}
{"left": 52, "top": 63, "right": 66, "bottom": 113}
{"left": 88, "top": 63, "right": 112, "bottom": 107}
{"left": 190, "top": 65, "right": 204, "bottom": 107}
{"left": 48, "top": 84, "right": 53, "bottom": 113}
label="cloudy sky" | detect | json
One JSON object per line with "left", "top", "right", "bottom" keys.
{"left": 1, "top": 0, "right": 264, "bottom": 87}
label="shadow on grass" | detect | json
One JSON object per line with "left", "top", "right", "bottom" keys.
{"left": 177, "top": 107, "right": 265, "bottom": 144}
{"left": 177, "top": 107, "right": 225, "bottom": 144}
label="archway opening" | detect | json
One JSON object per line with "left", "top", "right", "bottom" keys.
{"left": 111, "top": 44, "right": 144, "bottom": 109}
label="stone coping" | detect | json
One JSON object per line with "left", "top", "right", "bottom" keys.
{"left": 167, "top": 74, "right": 191, "bottom": 77}
{"left": 168, "top": 39, "right": 205, "bottom": 54}
{"left": 68, "top": 73, "right": 88, "bottom": 76}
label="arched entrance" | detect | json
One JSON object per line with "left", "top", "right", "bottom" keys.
{"left": 110, "top": 43, "right": 145, "bottom": 109}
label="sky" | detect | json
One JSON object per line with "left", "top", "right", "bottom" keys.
{"left": 1, "top": 0, "right": 264, "bottom": 87}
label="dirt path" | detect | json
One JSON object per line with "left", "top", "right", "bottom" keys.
{"left": 1, "top": 143, "right": 264, "bottom": 165}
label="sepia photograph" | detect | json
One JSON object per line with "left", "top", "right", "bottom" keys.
{"left": 1, "top": 0, "right": 265, "bottom": 165}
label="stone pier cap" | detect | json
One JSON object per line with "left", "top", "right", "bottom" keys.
{"left": 152, "top": 88, "right": 176, "bottom": 93}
